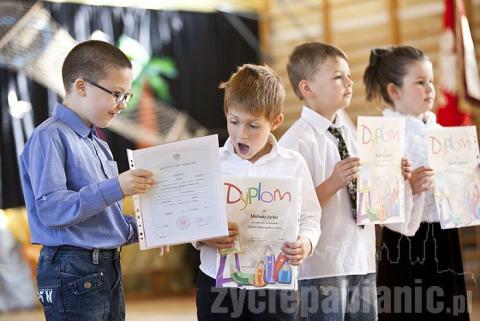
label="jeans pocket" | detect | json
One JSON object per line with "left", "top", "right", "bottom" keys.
{"left": 66, "top": 272, "right": 104, "bottom": 296}
{"left": 62, "top": 272, "right": 107, "bottom": 320}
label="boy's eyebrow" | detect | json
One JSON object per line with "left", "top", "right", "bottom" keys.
{"left": 227, "top": 113, "right": 261, "bottom": 122}
{"left": 333, "top": 69, "right": 350, "bottom": 74}
{"left": 111, "top": 86, "right": 132, "bottom": 92}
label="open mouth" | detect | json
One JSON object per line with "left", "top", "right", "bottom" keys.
{"left": 237, "top": 142, "right": 250, "bottom": 154}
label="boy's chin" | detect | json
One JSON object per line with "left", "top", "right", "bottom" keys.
{"left": 94, "top": 120, "right": 112, "bottom": 128}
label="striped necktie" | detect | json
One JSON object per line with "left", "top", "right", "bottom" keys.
{"left": 328, "top": 126, "right": 362, "bottom": 227}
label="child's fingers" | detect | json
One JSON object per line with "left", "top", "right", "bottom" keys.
{"left": 288, "top": 259, "right": 303, "bottom": 266}
{"left": 345, "top": 173, "right": 357, "bottom": 183}
{"left": 158, "top": 245, "right": 170, "bottom": 256}
{"left": 412, "top": 166, "right": 433, "bottom": 175}
{"left": 283, "top": 241, "right": 302, "bottom": 249}
{"left": 228, "top": 223, "right": 240, "bottom": 235}
{"left": 339, "top": 158, "right": 360, "bottom": 167}
{"left": 132, "top": 169, "right": 154, "bottom": 177}
{"left": 216, "top": 242, "right": 236, "bottom": 249}
{"left": 218, "top": 236, "right": 232, "bottom": 242}
{"left": 419, "top": 176, "right": 433, "bottom": 186}
{"left": 281, "top": 245, "right": 302, "bottom": 256}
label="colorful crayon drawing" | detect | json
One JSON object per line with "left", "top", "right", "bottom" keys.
{"left": 216, "top": 245, "right": 293, "bottom": 289}
{"left": 357, "top": 164, "right": 403, "bottom": 225}
{"left": 216, "top": 177, "right": 300, "bottom": 290}
{"left": 427, "top": 126, "right": 480, "bottom": 229}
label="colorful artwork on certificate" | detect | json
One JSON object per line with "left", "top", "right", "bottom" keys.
{"left": 216, "top": 177, "right": 300, "bottom": 290}
{"left": 426, "top": 126, "right": 480, "bottom": 228}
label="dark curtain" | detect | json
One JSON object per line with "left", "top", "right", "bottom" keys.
{"left": 0, "top": 2, "right": 258, "bottom": 208}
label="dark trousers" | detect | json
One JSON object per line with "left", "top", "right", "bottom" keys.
{"left": 377, "top": 223, "right": 470, "bottom": 321}
{"left": 196, "top": 270, "right": 298, "bottom": 321}
{"left": 36, "top": 245, "right": 125, "bottom": 321}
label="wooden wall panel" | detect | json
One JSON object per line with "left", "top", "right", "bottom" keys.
{"left": 264, "top": 0, "right": 480, "bottom": 289}
{"left": 265, "top": 0, "right": 479, "bottom": 130}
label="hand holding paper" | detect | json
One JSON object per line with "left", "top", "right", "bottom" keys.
{"left": 328, "top": 157, "right": 360, "bottom": 191}
{"left": 409, "top": 166, "right": 434, "bottom": 195}
{"left": 281, "top": 236, "right": 311, "bottom": 266}
{"left": 158, "top": 245, "right": 170, "bottom": 256}
{"left": 118, "top": 169, "right": 155, "bottom": 196}
{"left": 402, "top": 158, "right": 412, "bottom": 181}
{"left": 201, "top": 222, "right": 239, "bottom": 250}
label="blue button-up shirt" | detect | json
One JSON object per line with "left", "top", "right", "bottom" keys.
{"left": 20, "top": 103, "right": 137, "bottom": 249}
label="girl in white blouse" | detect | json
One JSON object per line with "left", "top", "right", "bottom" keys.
{"left": 363, "top": 46, "right": 469, "bottom": 321}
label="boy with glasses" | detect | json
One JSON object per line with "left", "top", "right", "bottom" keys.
{"left": 19, "top": 40, "right": 160, "bottom": 321}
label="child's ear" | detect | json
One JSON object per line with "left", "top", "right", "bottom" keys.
{"left": 73, "top": 79, "right": 87, "bottom": 97}
{"left": 270, "top": 113, "right": 284, "bottom": 131}
{"left": 387, "top": 83, "right": 401, "bottom": 101}
{"left": 298, "top": 80, "right": 313, "bottom": 99}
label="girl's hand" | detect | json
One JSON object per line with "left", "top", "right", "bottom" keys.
{"left": 402, "top": 158, "right": 412, "bottom": 181}
{"left": 409, "top": 166, "right": 434, "bottom": 195}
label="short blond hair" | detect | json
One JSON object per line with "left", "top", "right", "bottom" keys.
{"left": 287, "top": 42, "right": 348, "bottom": 99}
{"left": 219, "top": 64, "right": 285, "bottom": 121}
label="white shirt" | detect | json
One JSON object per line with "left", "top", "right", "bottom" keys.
{"left": 382, "top": 108, "right": 441, "bottom": 236}
{"left": 197, "top": 134, "right": 322, "bottom": 279}
{"left": 279, "top": 106, "right": 376, "bottom": 278}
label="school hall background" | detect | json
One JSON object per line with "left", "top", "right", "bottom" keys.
{"left": 1, "top": 0, "right": 480, "bottom": 320}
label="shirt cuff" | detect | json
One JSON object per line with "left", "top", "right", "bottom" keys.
{"left": 191, "top": 241, "right": 203, "bottom": 250}
{"left": 125, "top": 215, "right": 139, "bottom": 244}
{"left": 98, "top": 177, "right": 124, "bottom": 206}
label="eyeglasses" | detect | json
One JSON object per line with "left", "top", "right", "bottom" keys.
{"left": 84, "top": 79, "right": 133, "bottom": 104}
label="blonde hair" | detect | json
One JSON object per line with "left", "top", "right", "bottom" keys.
{"left": 287, "top": 42, "right": 348, "bottom": 99}
{"left": 219, "top": 64, "right": 285, "bottom": 121}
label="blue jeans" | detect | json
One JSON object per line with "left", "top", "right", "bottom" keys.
{"left": 196, "top": 270, "right": 298, "bottom": 321}
{"left": 36, "top": 245, "right": 125, "bottom": 321}
{"left": 298, "top": 273, "right": 377, "bottom": 321}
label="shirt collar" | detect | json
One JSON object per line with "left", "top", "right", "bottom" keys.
{"left": 301, "top": 105, "right": 346, "bottom": 134}
{"left": 221, "top": 133, "right": 292, "bottom": 162}
{"left": 383, "top": 108, "right": 437, "bottom": 128}
{"left": 52, "top": 103, "right": 95, "bottom": 138}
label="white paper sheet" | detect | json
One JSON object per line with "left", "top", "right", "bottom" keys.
{"left": 127, "top": 135, "right": 228, "bottom": 249}
{"left": 215, "top": 177, "right": 300, "bottom": 290}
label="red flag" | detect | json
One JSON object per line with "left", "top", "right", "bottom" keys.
{"left": 456, "top": 0, "right": 480, "bottom": 104}
{"left": 436, "top": 0, "right": 471, "bottom": 126}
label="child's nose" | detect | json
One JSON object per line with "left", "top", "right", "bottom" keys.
{"left": 117, "top": 101, "right": 127, "bottom": 110}
{"left": 239, "top": 126, "right": 248, "bottom": 137}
